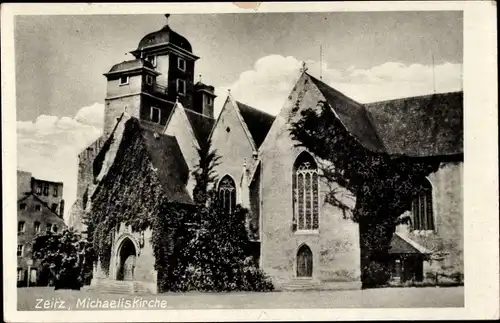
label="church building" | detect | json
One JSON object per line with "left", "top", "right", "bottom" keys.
{"left": 69, "top": 16, "right": 463, "bottom": 293}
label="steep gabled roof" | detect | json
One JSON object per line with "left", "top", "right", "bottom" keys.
{"left": 92, "top": 117, "right": 192, "bottom": 205}
{"left": 308, "top": 74, "right": 385, "bottom": 153}
{"left": 236, "top": 101, "right": 276, "bottom": 148}
{"left": 18, "top": 192, "right": 64, "bottom": 219}
{"left": 389, "top": 232, "right": 431, "bottom": 255}
{"left": 141, "top": 128, "right": 191, "bottom": 204}
{"left": 184, "top": 108, "right": 215, "bottom": 145}
{"left": 364, "top": 91, "right": 463, "bottom": 157}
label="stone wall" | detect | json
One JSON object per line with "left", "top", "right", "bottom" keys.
{"left": 104, "top": 94, "right": 141, "bottom": 137}
{"left": 17, "top": 170, "right": 32, "bottom": 199}
{"left": 163, "top": 105, "right": 200, "bottom": 197}
{"left": 68, "top": 135, "right": 105, "bottom": 232}
{"left": 258, "top": 74, "right": 361, "bottom": 289}
{"left": 404, "top": 162, "right": 463, "bottom": 277}
{"left": 93, "top": 223, "right": 157, "bottom": 294}
{"left": 211, "top": 98, "right": 257, "bottom": 202}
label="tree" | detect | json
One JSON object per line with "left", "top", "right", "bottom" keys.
{"left": 162, "top": 139, "right": 273, "bottom": 292}
{"left": 289, "top": 102, "right": 444, "bottom": 288}
{"left": 32, "top": 228, "right": 93, "bottom": 289}
{"left": 192, "top": 138, "right": 221, "bottom": 206}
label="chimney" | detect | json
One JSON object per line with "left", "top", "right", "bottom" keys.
{"left": 59, "top": 199, "right": 65, "bottom": 218}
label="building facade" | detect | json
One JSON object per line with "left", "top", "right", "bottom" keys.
{"left": 17, "top": 170, "right": 66, "bottom": 287}
{"left": 70, "top": 16, "right": 463, "bottom": 293}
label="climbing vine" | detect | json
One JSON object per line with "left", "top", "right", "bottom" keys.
{"left": 86, "top": 118, "right": 167, "bottom": 274}
{"left": 85, "top": 117, "right": 272, "bottom": 292}
{"left": 289, "top": 99, "right": 461, "bottom": 287}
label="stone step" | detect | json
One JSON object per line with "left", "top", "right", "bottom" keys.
{"left": 281, "top": 279, "right": 322, "bottom": 291}
{"left": 87, "top": 279, "right": 150, "bottom": 294}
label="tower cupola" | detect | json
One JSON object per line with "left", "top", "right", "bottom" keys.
{"left": 194, "top": 76, "right": 217, "bottom": 119}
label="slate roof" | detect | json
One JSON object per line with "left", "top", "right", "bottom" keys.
{"left": 137, "top": 25, "right": 192, "bottom": 53}
{"left": 106, "top": 59, "right": 156, "bottom": 74}
{"left": 236, "top": 101, "right": 276, "bottom": 148}
{"left": 194, "top": 81, "right": 215, "bottom": 94}
{"left": 389, "top": 232, "right": 431, "bottom": 255}
{"left": 184, "top": 108, "right": 215, "bottom": 144}
{"left": 141, "top": 127, "right": 192, "bottom": 204}
{"left": 18, "top": 192, "right": 65, "bottom": 219}
{"left": 92, "top": 117, "right": 192, "bottom": 205}
{"left": 308, "top": 74, "right": 386, "bottom": 153}
{"left": 364, "top": 91, "right": 463, "bottom": 157}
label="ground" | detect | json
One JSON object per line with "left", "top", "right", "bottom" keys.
{"left": 17, "top": 286, "right": 464, "bottom": 310}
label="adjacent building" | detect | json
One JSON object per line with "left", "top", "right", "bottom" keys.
{"left": 17, "top": 170, "right": 66, "bottom": 287}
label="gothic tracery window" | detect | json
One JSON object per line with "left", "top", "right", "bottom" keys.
{"left": 293, "top": 152, "right": 319, "bottom": 231}
{"left": 218, "top": 175, "right": 236, "bottom": 214}
{"left": 412, "top": 179, "right": 435, "bottom": 231}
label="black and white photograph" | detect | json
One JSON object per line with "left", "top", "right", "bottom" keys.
{"left": 2, "top": 2, "right": 498, "bottom": 321}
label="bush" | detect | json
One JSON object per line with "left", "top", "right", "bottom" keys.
{"left": 362, "top": 261, "right": 391, "bottom": 288}
{"left": 32, "top": 228, "right": 92, "bottom": 290}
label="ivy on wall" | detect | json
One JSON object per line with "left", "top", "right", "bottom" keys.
{"left": 84, "top": 118, "right": 273, "bottom": 292}
{"left": 289, "top": 98, "right": 462, "bottom": 288}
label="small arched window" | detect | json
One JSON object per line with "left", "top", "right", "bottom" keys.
{"left": 218, "top": 175, "right": 236, "bottom": 214}
{"left": 293, "top": 152, "right": 319, "bottom": 231}
{"left": 412, "top": 179, "right": 434, "bottom": 231}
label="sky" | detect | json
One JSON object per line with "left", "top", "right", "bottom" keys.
{"left": 15, "top": 11, "right": 463, "bottom": 220}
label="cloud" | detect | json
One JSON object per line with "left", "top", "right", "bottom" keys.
{"left": 75, "top": 102, "right": 105, "bottom": 129}
{"left": 17, "top": 56, "right": 462, "bottom": 223}
{"left": 17, "top": 103, "right": 104, "bottom": 221}
{"left": 214, "top": 55, "right": 462, "bottom": 116}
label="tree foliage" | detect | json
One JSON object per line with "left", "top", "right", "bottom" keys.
{"left": 192, "top": 138, "right": 221, "bottom": 206}
{"left": 159, "top": 138, "right": 273, "bottom": 292}
{"left": 289, "top": 101, "right": 448, "bottom": 287}
{"left": 84, "top": 118, "right": 272, "bottom": 292}
{"left": 32, "top": 228, "right": 93, "bottom": 289}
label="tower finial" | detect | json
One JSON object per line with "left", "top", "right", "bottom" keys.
{"left": 300, "top": 61, "right": 308, "bottom": 74}
{"left": 176, "top": 95, "right": 179, "bottom": 103}
{"left": 199, "top": 74, "right": 202, "bottom": 83}
{"left": 164, "top": 14, "right": 170, "bottom": 26}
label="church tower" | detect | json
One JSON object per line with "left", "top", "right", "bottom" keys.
{"left": 102, "top": 14, "right": 214, "bottom": 137}
{"left": 130, "top": 14, "right": 200, "bottom": 111}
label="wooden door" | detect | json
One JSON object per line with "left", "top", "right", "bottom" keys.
{"left": 297, "top": 245, "right": 313, "bottom": 277}
{"left": 123, "top": 255, "right": 135, "bottom": 281}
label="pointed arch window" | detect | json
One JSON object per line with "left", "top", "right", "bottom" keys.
{"left": 219, "top": 175, "right": 236, "bottom": 214}
{"left": 412, "top": 179, "right": 435, "bottom": 231}
{"left": 293, "top": 152, "right": 319, "bottom": 231}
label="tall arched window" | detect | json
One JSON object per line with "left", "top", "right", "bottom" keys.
{"left": 218, "top": 175, "right": 236, "bottom": 214}
{"left": 293, "top": 152, "right": 319, "bottom": 231}
{"left": 412, "top": 179, "right": 435, "bottom": 231}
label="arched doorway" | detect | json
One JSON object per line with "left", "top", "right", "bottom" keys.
{"left": 116, "top": 238, "right": 136, "bottom": 281}
{"left": 297, "top": 244, "right": 313, "bottom": 277}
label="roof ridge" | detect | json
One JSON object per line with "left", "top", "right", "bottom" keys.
{"left": 364, "top": 91, "right": 463, "bottom": 106}
{"left": 184, "top": 108, "right": 215, "bottom": 120}
{"left": 306, "top": 73, "right": 364, "bottom": 108}
{"left": 236, "top": 101, "right": 275, "bottom": 118}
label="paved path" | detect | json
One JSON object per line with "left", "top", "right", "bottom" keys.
{"left": 17, "top": 286, "right": 464, "bottom": 311}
